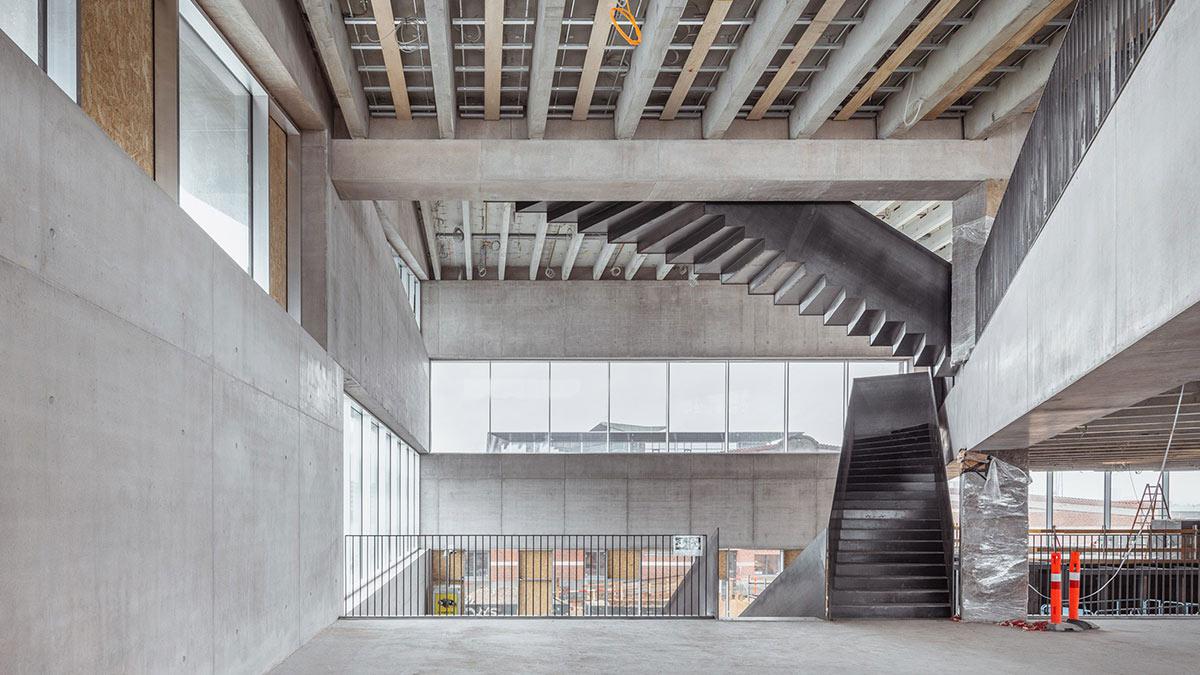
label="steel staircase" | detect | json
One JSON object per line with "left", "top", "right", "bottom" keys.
{"left": 740, "top": 373, "right": 956, "bottom": 619}
{"left": 829, "top": 422, "right": 953, "bottom": 618}
{"left": 516, "top": 201, "right": 951, "bottom": 374}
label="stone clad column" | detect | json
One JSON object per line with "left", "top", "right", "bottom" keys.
{"left": 959, "top": 450, "right": 1030, "bottom": 622}
{"left": 950, "top": 180, "right": 1006, "bottom": 369}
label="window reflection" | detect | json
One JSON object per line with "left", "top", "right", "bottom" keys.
{"left": 668, "top": 362, "right": 726, "bottom": 452}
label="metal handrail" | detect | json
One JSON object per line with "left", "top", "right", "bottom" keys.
{"left": 976, "top": 0, "right": 1176, "bottom": 332}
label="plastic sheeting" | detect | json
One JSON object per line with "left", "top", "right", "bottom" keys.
{"left": 960, "top": 456, "right": 1032, "bottom": 621}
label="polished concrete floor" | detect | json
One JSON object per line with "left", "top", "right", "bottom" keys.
{"left": 272, "top": 618, "right": 1195, "bottom": 674}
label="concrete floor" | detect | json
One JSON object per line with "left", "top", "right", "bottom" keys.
{"left": 272, "top": 618, "right": 1195, "bottom": 674}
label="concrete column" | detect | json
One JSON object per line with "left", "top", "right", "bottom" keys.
{"left": 959, "top": 450, "right": 1030, "bottom": 622}
{"left": 950, "top": 179, "right": 1006, "bottom": 368}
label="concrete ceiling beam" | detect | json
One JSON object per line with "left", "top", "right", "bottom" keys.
{"left": 614, "top": 0, "right": 689, "bottom": 139}
{"left": 298, "top": 0, "right": 369, "bottom": 137}
{"left": 877, "top": 0, "right": 1056, "bottom": 139}
{"left": 527, "top": 0, "right": 567, "bottom": 139}
{"left": 964, "top": 30, "right": 1064, "bottom": 140}
{"left": 701, "top": 0, "right": 809, "bottom": 139}
{"left": 424, "top": 0, "right": 457, "bottom": 137}
{"left": 789, "top": 0, "right": 925, "bottom": 138}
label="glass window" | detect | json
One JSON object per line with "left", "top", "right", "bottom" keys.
{"left": 728, "top": 362, "right": 785, "bottom": 452}
{"left": 753, "top": 553, "right": 782, "bottom": 576}
{"left": 550, "top": 361, "right": 608, "bottom": 453}
{"left": 1029, "top": 471, "right": 1049, "bottom": 529}
{"left": 366, "top": 423, "right": 379, "bottom": 535}
{"left": 395, "top": 257, "right": 421, "bottom": 328}
{"left": 1169, "top": 471, "right": 1200, "bottom": 520}
{"left": 431, "top": 361, "right": 491, "bottom": 452}
{"left": 1051, "top": 471, "right": 1105, "bottom": 529}
{"left": 0, "top": 0, "right": 39, "bottom": 63}
{"left": 847, "top": 360, "right": 905, "bottom": 398}
{"left": 668, "top": 362, "right": 726, "bottom": 452}
{"left": 490, "top": 361, "right": 549, "bottom": 452}
{"left": 1111, "top": 470, "right": 1157, "bottom": 528}
{"left": 345, "top": 404, "right": 362, "bottom": 534}
{"left": 178, "top": 14, "right": 253, "bottom": 271}
{"left": 390, "top": 436, "right": 401, "bottom": 535}
{"left": 787, "top": 361, "right": 845, "bottom": 451}
{"left": 610, "top": 362, "right": 667, "bottom": 452}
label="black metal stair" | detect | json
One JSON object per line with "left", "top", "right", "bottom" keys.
{"left": 516, "top": 201, "right": 951, "bottom": 374}
{"left": 739, "top": 373, "right": 955, "bottom": 620}
{"left": 828, "top": 422, "right": 953, "bottom": 619}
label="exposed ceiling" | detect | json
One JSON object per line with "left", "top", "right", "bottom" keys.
{"left": 1027, "top": 383, "right": 1200, "bottom": 471}
{"left": 334, "top": 0, "right": 1071, "bottom": 127}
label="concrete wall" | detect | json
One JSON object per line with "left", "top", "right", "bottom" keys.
{"left": 0, "top": 34, "right": 342, "bottom": 673}
{"left": 946, "top": 2, "right": 1200, "bottom": 452}
{"left": 300, "top": 132, "right": 430, "bottom": 452}
{"left": 423, "top": 281, "right": 895, "bottom": 360}
{"left": 420, "top": 454, "right": 839, "bottom": 549}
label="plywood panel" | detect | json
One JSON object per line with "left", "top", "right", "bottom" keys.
{"left": 431, "top": 550, "right": 463, "bottom": 582}
{"left": 518, "top": 580, "right": 552, "bottom": 616}
{"left": 518, "top": 550, "right": 551, "bottom": 580}
{"left": 80, "top": 0, "right": 155, "bottom": 175}
{"left": 607, "top": 549, "right": 641, "bottom": 580}
{"left": 718, "top": 550, "right": 729, "bottom": 581}
{"left": 783, "top": 549, "right": 802, "bottom": 569}
{"left": 268, "top": 119, "right": 288, "bottom": 309}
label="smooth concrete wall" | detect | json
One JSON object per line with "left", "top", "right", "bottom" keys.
{"left": 420, "top": 454, "right": 839, "bottom": 549}
{"left": 299, "top": 131, "right": 430, "bottom": 452}
{"left": 327, "top": 191, "right": 430, "bottom": 452}
{"left": 946, "top": 1, "right": 1200, "bottom": 452}
{"left": 0, "top": 34, "right": 343, "bottom": 673}
{"left": 423, "top": 281, "right": 895, "bottom": 360}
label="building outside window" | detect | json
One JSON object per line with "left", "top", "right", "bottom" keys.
{"left": 179, "top": 0, "right": 269, "bottom": 284}
{"left": 430, "top": 359, "right": 906, "bottom": 453}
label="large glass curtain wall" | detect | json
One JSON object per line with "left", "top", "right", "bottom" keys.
{"left": 1022, "top": 470, "right": 1200, "bottom": 529}
{"left": 430, "top": 359, "right": 907, "bottom": 453}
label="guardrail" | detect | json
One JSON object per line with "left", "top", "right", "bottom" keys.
{"left": 344, "top": 533, "right": 717, "bottom": 618}
{"left": 976, "top": 0, "right": 1176, "bottom": 332}
{"left": 1027, "top": 529, "right": 1200, "bottom": 616}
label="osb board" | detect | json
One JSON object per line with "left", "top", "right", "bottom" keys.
{"left": 268, "top": 119, "right": 288, "bottom": 309}
{"left": 607, "top": 549, "right": 641, "bottom": 580}
{"left": 431, "top": 550, "right": 463, "bottom": 582}
{"left": 80, "top": 0, "right": 155, "bottom": 176}
{"left": 784, "top": 549, "right": 802, "bottom": 569}
{"left": 718, "top": 550, "right": 729, "bottom": 580}
{"left": 518, "top": 550, "right": 551, "bottom": 580}
{"left": 518, "top": 580, "right": 552, "bottom": 616}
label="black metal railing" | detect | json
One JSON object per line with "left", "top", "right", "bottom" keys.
{"left": 1027, "top": 529, "right": 1200, "bottom": 616}
{"left": 976, "top": 0, "right": 1176, "bottom": 332}
{"left": 343, "top": 534, "right": 717, "bottom": 618}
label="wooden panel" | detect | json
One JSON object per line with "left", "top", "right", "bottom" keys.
{"left": 483, "top": 0, "right": 504, "bottom": 120}
{"left": 783, "top": 549, "right": 803, "bottom": 568}
{"left": 747, "top": 0, "right": 847, "bottom": 120}
{"left": 518, "top": 580, "right": 552, "bottom": 616}
{"left": 718, "top": 550, "right": 729, "bottom": 580}
{"left": 268, "top": 119, "right": 288, "bottom": 309}
{"left": 371, "top": 0, "right": 412, "bottom": 119}
{"left": 431, "top": 550, "right": 463, "bottom": 582}
{"left": 81, "top": 0, "right": 155, "bottom": 175}
{"left": 573, "top": 0, "right": 618, "bottom": 120}
{"left": 519, "top": 550, "right": 552, "bottom": 580}
{"left": 607, "top": 549, "right": 641, "bottom": 580}
{"left": 662, "top": 0, "right": 731, "bottom": 120}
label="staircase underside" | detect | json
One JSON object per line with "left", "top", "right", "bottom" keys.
{"left": 518, "top": 201, "right": 951, "bottom": 374}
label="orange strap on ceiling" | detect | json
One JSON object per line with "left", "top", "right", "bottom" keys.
{"left": 611, "top": 3, "right": 641, "bottom": 46}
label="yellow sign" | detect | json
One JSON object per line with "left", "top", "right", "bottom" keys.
{"left": 434, "top": 592, "right": 459, "bottom": 615}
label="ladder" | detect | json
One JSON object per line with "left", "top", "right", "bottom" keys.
{"left": 1131, "top": 482, "right": 1170, "bottom": 533}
